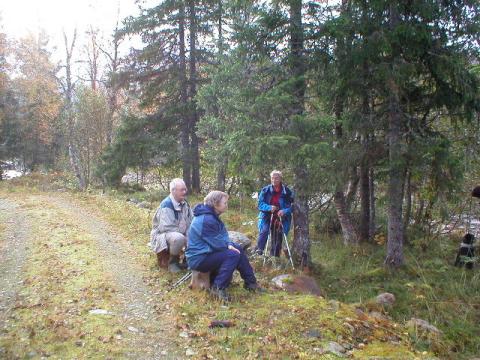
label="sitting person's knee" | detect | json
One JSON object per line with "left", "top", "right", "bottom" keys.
{"left": 168, "top": 232, "right": 186, "bottom": 255}
{"left": 230, "top": 242, "right": 243, "bottom": 253}
{"left": 227, "top": 248, "right": 241, "bottom": 259}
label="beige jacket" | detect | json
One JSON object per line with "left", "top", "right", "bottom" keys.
{"left": 149, "top": 195, "right": 193, "bottom": 253}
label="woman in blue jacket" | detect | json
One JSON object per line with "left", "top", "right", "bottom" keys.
{"left": 186, "top": 191, "right": 260, "bottom": 302}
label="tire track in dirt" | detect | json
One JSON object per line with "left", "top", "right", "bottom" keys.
{"left": 44, "top": 195, "right": 178, "bottom": 359}
{"left": 0, "top": 199, "right": 30, "bottom": 333}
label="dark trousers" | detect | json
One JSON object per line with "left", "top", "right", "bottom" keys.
{"left": 196, "top": 243, "right": 257, "bottom": 289}
{"left": 257, "top": 221, "right": 283, "bottom": 257}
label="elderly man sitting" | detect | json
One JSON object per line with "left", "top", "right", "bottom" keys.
{"left": 150, "top": 178, "right": 193, "bottom": 273}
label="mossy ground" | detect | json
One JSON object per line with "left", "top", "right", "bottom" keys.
{"left": 0, "top": 194, "right": 128, "bottom": 359}
{"left": 312, "top": 235, "right": 480, "bottom": 358}
{"left": 1, "top": 174, "right": 477, "bottom": 358}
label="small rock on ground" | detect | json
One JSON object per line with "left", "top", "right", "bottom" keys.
{"left": 376, "top": 292, "right": 396, "bottom": 306}
{"left": 326, "top": 341, "right": 346, "bottom": 357}
{"left": 406, "top": 318, "right": 442, "bottom": 334}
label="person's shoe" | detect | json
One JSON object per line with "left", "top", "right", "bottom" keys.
{"left": 249, "top": 248, "right": 263, "bottom": 257}
{"left": 168, "top": 255, "right": 183, "bottom": 273}
{"left": 178, "top": 258, "right": 189, "bottom": 270}
{"left": 209, "top": 287, "right": 231, "bottom": 302}
{"left": 244, "top": 283, "right": 266, "bottom": 293}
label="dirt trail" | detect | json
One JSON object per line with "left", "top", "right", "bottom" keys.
{"left": 46, "top": 194, "right": 178, "bottom": 358}
{"left": 0, "top": 195, "right": 178, "bottom": 359}
{"left": 0, "top": 199, "right": 30, "bottom": 332}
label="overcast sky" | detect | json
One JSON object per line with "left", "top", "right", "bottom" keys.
{"left": 0, "top": 0, "right": 156, "bottom": 62}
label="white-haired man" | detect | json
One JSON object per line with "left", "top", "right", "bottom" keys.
{"left": 150, "top": 178, "right": 193, "bottom": 272}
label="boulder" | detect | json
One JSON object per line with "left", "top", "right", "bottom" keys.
{"left": 271, "top": 274, "right": 322, "bottom": 296}
{"left": 228, "top": 231, "right": 252, "bottom": 250}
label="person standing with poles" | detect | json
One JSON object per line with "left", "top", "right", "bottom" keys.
{"left": 254, "top": 170, "right": 294, "bottom": 259}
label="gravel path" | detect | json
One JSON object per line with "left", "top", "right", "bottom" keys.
{"left": 0, "top": 195, "right": 178, "bottom": 359}
{"left": 0, "top": 199, "right": 30, "bottom": 332}
{"left": 45, "top": 195, "right": 178, "bottom": 359}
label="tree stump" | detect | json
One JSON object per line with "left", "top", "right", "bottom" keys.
{"left": 190, "top": 271, "right": 210, "bottom": 290}
{"left": 156, "top": 250, "right": 169, "bottom": 269}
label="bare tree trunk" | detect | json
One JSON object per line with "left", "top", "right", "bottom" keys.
{"left": 336, "top": 166, "right": 360, "bottom": 244}
{"left": 289, "top": 0, "right": 311, "bottom": 270}
{"left": 100, "top": 12, "right": 122, "bottom": 145}
{"left": 217, "top": 0, "right": 224, "bottom": 54}
{"left": 86, "top": 141, "right": 91, "bottom": 188}
{"left": 333, "top": 0, "right": 359, "bottom": 245}
{"left": 414, "top": 195, "right": 425, "bottom": 225}
{"left": 403, "top": 168, "right": 412, "bottom": 243}
{"left": 214, "top": 0, "right": 226, "bottom": 193}
{"left": 293, "top": 186, "right": 311, "bottom": 269}
{"left": 359, "top": 160, "right": 370, "bottom": 242}
{"left": 188, "top": 0, "right": 200, "bottom": 193}
{"left": 384, "top": 4, "right": 405, "bottom": 268}
{"left": 191, "top": 130, "right": 200, "bottom": 192}
{"left": 334, "top": 190, "right": 359, "bottom": 245}
{"left": 385, "top": 81, "right": 405, "bottom": 268}
{"left": 62, "top": 30, "right": 85, "bottom": 190}
{"left": 345, "top": 166, "right": 359, "bottom": 210}
{"left": 86, "top": 27, "right": 100, "bottom": 91}
{"left": 178, "top": 3, "right": 191, "bottom": 189}
{"left": 216, "top": 156, "right": 228, "bottom": 191}
{"left": 69, "top": 144, "right": 85, "bottom": 189}
{"left": 369, "top": 167, "right": 376, "bottom": 240}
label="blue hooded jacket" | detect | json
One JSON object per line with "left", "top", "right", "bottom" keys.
{"left": 257, "top": 184, "right": 294, "bottom": 235}
{"left": 186, "top": 204, "right": 235, "bottom": 270}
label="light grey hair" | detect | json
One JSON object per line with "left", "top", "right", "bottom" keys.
{"left": 204, "top": 191, "right": 228, "bottom": 208}
{"left": 270, "top": 170, "right": 283, "bottom": 178}
{"left": 169, "top": 178, "right": 186, "bottom": 193}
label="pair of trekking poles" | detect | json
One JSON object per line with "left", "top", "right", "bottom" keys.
{"left": 262, "top": 212, "right": 295, "bottom": 270}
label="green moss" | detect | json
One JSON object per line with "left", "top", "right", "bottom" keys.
{"left": 352, "top": 341, "right": 422, "bottom": 359}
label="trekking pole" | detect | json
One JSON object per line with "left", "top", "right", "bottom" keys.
{"left": 169, "top": 271, "right": 192, "bottom": 291}
{"left": 272, "top": 219, "right": 278, "bottom": 257}
{"left": 279, "top": 221, "right": 295, "bottom": 270}
{"left": 283, "top": 232, "right": 295, "bottom": 270}
{"left": 263, "top": 213, "right": 274, "bottom": 266}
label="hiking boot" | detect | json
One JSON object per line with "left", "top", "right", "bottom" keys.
{"left": 244, "top": 283, "right": 266, "bottom": 293}
{"left": 209, "top": 287, "right": 231, "bottom": 302}
{"left": 168, "top": 255, "right": 183, "bottom": 273}
{"left": 178, "top": 257, "right": 189, "bottom": 270}
{"left": 249, "top": 248, "right": 263, "bottom": 257}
